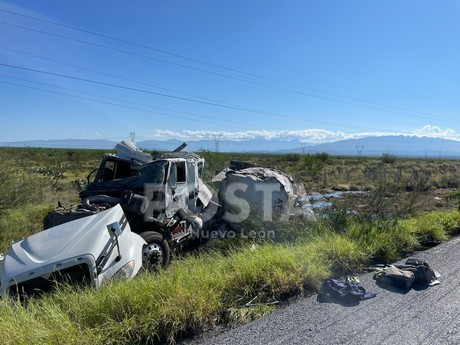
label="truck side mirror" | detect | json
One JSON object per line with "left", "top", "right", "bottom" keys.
{"left": 108, "top": 222, "right": 122, "bottom": 262}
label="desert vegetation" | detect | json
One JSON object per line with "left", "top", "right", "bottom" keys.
{"left": 0, "top": 147, "right": 460, "bottom": 344}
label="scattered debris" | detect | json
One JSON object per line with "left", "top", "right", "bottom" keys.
{"left": 318, "top": 278, "right": 377, "bottom": 304}
{"left": 373, "top": 258, "right": 440, "bottom": 290}
{"left": 374, "top": 266, "right": 415, "bottom": 290}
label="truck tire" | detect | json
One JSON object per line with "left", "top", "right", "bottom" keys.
{"left": 139, "top": 231, "right": 171, "bottom": 269}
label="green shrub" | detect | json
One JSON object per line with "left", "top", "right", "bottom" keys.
{"left": 347, "top": 220, "right": 419, "bottom": 263}
{"left": 283, "top": 153, "right": 301, "bottom": 163}
{"left": 315, "top": 152, "right": 330, "bottom": 163}
{"left": 0, "top": 165, "right": 42, "bottom": 212}
{"left": 307, "top": 232, "right": 366, "bottom": 273}
{"left": 0, "top": 204, "right": 52, "bottom": 253}
{"left": 303, "top": 154, "right": 324, "bottom": 177}
{"left": 408, "top": 210, "right": 460, "bottom": 241}
{"left": 381, "top": 153, "right": 397, "bottom": 164}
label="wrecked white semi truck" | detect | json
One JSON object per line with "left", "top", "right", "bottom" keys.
{"left": 0, "top": 205, "right": 145, "bottom": 297}
{"left": 0, "top": 141, "right": 312, "bottom": 298}
{"left": 47, "top": 140, "right": 218, "bottom": 267}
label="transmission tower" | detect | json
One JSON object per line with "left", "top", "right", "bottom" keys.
{"left": 356, "top": 145, "right": 364, "bottom": 158}
{"left": 302, "top": 143, "right": 308, "bottom": 155}
{"left": 214, "top": 134, "right": 222, "bottom": 152}
{"left": 130, "top": 131, "right": 136, "bottom": 144}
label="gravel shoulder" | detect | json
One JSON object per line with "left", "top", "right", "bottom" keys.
{"left": 185, "top": 237, "right": 460, "bottom": 345}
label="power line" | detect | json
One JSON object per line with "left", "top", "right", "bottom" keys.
{"left": 0, "top": 8, "right": 261, "bottom": 77}
{"left": 0, "top": 79, "right": 252, "bottom": 129}
{"left": 13, "top": 47, "right": 435, "bottom": 135}
{"left": 4, "top": 49, "right": 450, "bottom": 129}
{"left": 0, "top": 18, "right": 455, "bottom": 122}
{"left": 1, "top": 62, "right": 415, "bottom": 132}
{"left": 0, "top": 73, "right": 279, "bottom": 131}
{"left": 0, "top": 46, "right": 258, "bottom": 109}
{"left": 0, "top": 62, "right": 250, "bottom": 109}
{"left": 0, "top": 21, "right": 269, "bottom": 86}
{"left": 2, "top": 78, "right": 452, "bottom": 147}
{"left": 0, "top": 7, "right": 450, "bottom": 120}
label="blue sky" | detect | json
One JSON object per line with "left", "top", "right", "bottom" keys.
{"left": 0, "top": 0, "right": 459, "bottom": 144}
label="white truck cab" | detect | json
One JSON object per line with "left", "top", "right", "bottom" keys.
{"left": 0, "top": 205, "right": 145, "bottom": 298}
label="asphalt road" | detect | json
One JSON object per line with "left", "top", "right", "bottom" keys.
{"left": 185, "top": 237, "right": 460, "bottom": 345}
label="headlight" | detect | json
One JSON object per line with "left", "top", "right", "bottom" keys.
{"left": 113, "top": 260, "right": 136, "bottom": 279}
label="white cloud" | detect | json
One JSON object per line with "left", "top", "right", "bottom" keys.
{"left": 150, "top": 130, "right": 183, "bottom": 139}
{"left": 412, "top": 125, "right": 460, "bottom": 140}
{"left": 145, "top": 125, "right": 460, "bottom": 143}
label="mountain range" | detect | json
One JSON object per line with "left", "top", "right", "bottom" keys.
{"left": 1, "top": 136, "right": 459, "bottom": 158}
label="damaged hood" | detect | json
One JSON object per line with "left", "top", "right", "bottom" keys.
{"left": 1, "top": 205, "right": 128, "bottom": 283}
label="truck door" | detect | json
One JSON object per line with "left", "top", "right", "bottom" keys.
{"left": 165, "top": 160, "right": 189, "bottom": 218}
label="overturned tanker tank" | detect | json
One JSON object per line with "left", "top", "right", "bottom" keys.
{"left": 213, "top": 161, "right": 315, "bottom": 227}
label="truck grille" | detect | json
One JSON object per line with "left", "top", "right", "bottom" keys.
{"left": 9, "top": 263, "right": 91, "bottom": 298}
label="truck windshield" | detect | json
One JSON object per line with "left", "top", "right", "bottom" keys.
{"left": 82, "top": 160, "right": 168, "bottom": 197}
{"left": 136, "top": 160, "right": 167, "bottom": 185}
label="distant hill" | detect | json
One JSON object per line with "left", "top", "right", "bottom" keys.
{"left": 297, "top": 136, "right": 460, "bottom": 158}
{"left": 1, "top": 135, "right": 459, "bottom": 158}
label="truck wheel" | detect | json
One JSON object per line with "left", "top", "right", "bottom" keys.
{"left": 139, "top": 231, "right": 171, "bottom": 269}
